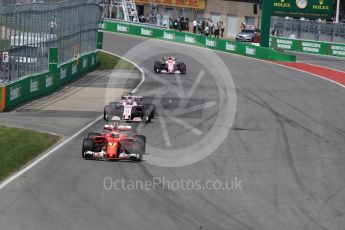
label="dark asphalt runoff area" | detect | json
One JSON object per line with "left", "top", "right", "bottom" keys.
{"left": 0, "top": 32, "right": 344, "bottom": 230}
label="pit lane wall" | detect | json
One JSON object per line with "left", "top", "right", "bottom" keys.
{"left": 0, "top": 51, "right": 97, "bottom": 111}
{"left": 270, "top": 37, "right": 345, "bottom": 58}
{"left": 100, "top": 20, "right": 296, "bottom": 62}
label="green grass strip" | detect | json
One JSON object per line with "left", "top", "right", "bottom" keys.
{"left": 98, "top": 51, "right": 137, "bottom": 70}
{"left": 0, "top": 125, "right": 59, "bottom": 181}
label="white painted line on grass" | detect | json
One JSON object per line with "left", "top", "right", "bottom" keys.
{"left": 99, "top": 50, "right": 145, "bottom": 93}
{"left": 0, "top": 115, "right": 103, "bottom": 190}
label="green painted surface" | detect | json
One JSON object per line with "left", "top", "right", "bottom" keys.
{"left": 260, "top": 0, "right": 272, "bottom": 47}
{"left": 48, "top": 47, "right": 58, "bottom": 72}
{"left": 97, "top": 31, "right": 104, "bottom": 49}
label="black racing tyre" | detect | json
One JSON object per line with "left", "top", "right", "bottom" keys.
{"left": 144, "top": 114, "right": 151, "bottom": 124}
{"left": 154, "top": 61, "right": 161, "bottom": 73}
{"left": 143, "top": 107, "right": 152, "bottom": 123}
{"left": 88, "top": 132, "right": 102, "bottom": 138}
{"left": 179, "top": 63, "right": 186, "bottom": 75}
{"left": 145, "top": 104, "right": 155, "bottom": 119}
{"left": 131, "top": 141, "right": 144, "bottom": 161}
{"left": 134, "top": 135, "right": 146, "bottom": 153}
{"left": 104, "top": 105, "right": 113, "bottom": 121}
{"left": 82, "top": 138, "right": 94, "bottom": 158}
{"left": 150, "top": 105, "right": 156, "bottom": 119}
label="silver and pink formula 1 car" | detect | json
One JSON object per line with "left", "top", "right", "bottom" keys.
{"left": 154, "top": 56, "right": 186, "bottom": 74}
{"left": 103, "top": 94, "right": 155, "bottom": 123}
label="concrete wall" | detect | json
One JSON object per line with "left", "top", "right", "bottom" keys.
{"left": 204, "top": 0, "right": 262, "bottom": 38}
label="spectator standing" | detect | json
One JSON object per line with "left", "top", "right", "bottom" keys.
{"left": 209, "top": 20, "right": 214, "bottom": 37}
{"left": 193, "top": 19, "right": 197, "bottom": 33}
{"left": 220, "top": 21, "right": 225, "bottom": 37}
{"left": 178, "top": 18, "right": 182, "bottom": 31}
{"left": 240, "top": 22, "right": 246, "bottom": 31}
{"left": 205, "top": 24, "right": 210, "bottom": 36}
{"left": 289, "top": 31, "right": 296, "bottom": 39}
{"left": 214, "top": 22, "right": 220, "bottom": 38}
{"left": 50, "top": 16, "right": 56, "bottom": 34}
{"left": 130, "top": 9, "right": 136, "bottom": 21}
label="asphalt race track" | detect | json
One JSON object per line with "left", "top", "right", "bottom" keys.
{"left": 0, "top": 32, "right": 345, "bottom": 230}
{"left": 288, "top": 50, "right": 345, "bottom": 72}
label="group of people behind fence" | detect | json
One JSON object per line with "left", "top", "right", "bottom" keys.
{"left": 193, "top": 19, "right": 225, "bottom": 38}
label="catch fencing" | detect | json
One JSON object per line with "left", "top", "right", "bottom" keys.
{"left": 0, "top": 0, "right": 101, "bottom": 83}
{"left": 271, "top": 17, "right": 345, "bottom": 44}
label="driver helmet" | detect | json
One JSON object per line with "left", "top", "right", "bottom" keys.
{"left": 111, "top": 132, "right": 119, "bottom": 138}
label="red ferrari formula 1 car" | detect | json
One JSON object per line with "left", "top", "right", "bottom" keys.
{"left": 82, "top": 123, "right": 146, "bottom": 161}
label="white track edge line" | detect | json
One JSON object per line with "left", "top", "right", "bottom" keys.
{"left": 271, "top": 62, "right": 345, "bottom": 89}
{"left": 0, "top": 51, "right": 146, "bottom": 190}
{"left": 99, "top": 50, "right": 145, "bottom": 93}
{"left": 295, "top": 61, "right": 345, "bottom": 74}
{"left": 0, "top": 115, "right": 102, "bottom": 190}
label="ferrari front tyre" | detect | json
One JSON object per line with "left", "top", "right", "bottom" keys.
{"left": 82, "top": 138, "right": 94, "bottom": 158}
{"left": 131, "top": 141, "right": 144, "bottom": 161}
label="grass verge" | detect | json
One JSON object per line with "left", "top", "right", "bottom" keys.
{"left": 98, "top": 51, "right": 137, "bottom": 70}
{"left": 0, "top": 125, "right": 60, "bottom": 181}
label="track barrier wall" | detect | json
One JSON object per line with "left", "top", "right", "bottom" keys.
{"left": 0, "top": 51, "right": 97, "bottom": 111}
{"left": 270, "top": 37, "right": 345, "bottom": 58}
{"left": 100, "top": 20, "right": 296, "bottom": 63}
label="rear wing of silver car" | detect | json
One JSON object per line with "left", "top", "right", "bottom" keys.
{"left": 121, "top": 95, "right": 143, "bottom": 103}
{"left": 121, "top": 95, "right": 143, "bottom": 100}
{"left": 162, "top": 56, "right": 176, "bottom": 61}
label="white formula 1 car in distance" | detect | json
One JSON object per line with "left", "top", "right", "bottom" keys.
{"left": 104, "top": 94, "right": 155, "bottom": 123}
{"left": 154, "top": 56, "right": 186, "bottom": 74}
